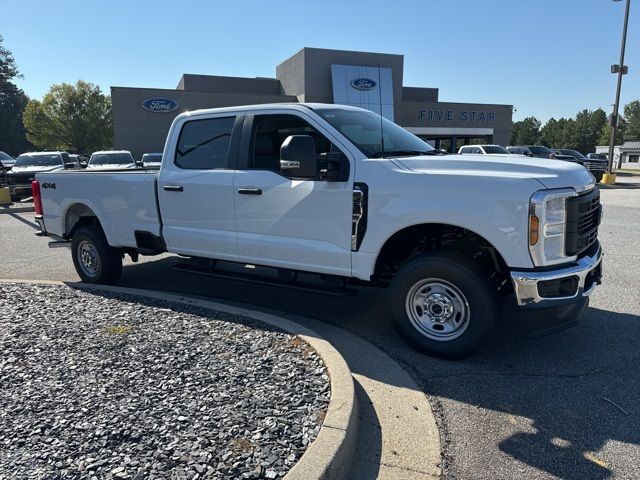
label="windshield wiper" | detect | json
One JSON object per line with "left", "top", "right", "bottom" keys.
{"left": 371, "top": 149, "right": 446, "bottom": 158}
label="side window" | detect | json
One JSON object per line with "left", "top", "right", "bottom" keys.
{"left": 249, "top": 114, "right": 338, "bottom": 177}
{"left": 175, "top": 116, "right": 235, "bottom": 170}
{"left": 459, "top": 147, "right": 470, "bottom": 154}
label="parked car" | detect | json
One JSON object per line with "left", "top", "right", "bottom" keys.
{"left": 0, "top": 151, "right": 16, "bottom": 171}
{"left": 587, "top": 153, "right": 608, "bottom": 160}
{"left": 552, "top": 149, "right": 608, "bottom": 182}
{"left": 6, "top": 151, "right": 79, "bottom": 198}
{"left": 33, "top": 103, "right": 602, "bottom": 359}
{"left": 458, "top": 145, "right": 515, "bottom": 155}
{"left": 69, "top": 154, "right": 89, "bottom": 168}
{"left": 141, "top": 152, "right": 163, "bottom": 170}
{"left": 86, "top": 151, "right": 136, "bottom": 170}
{"left": 507, "top": 145, "right": 575, "bottom": 160}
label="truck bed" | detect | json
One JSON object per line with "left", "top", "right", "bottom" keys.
{"left": 36, "top": 169, "right": 161, "bottom": 248}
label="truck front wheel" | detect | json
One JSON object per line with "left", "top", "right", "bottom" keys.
{"left": 389, "top": 252, "right": 497, "bottom": 359}
{"left": 71, "top": 226, "right": 122, "bottom": 284}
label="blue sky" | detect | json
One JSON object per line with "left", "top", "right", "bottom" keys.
{"left": 2, "top": 0, "right": 638, "bottom": 123}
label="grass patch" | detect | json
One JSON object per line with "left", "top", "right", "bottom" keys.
{"left": 102, "top": 325, "right": 134, "bottom": 335}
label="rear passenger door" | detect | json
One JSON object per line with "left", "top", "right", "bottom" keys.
{"left": 233, "top": 109, "right": 354, "bottom": 276}
{"left": 158, "top": 113, "right": 243, "bottom": 260}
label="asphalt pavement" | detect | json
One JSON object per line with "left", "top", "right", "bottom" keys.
{"left": 1, "top": 175, "right": 639, "bottom": 480}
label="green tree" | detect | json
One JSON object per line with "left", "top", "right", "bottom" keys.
{"left": 511, "top": 116, "right": 541, "bottom": 145}
{"left": 0, "top": 35, "right": 31, "bottom": 156}
{"left": 539, "top": 117, "right": 575, "bottom": 148}
{"left": 597, "top": 122, "right": 625, "bottom": 146}
{"left": 567, "top": 109, "right": 607, "bottom": 153}
{"left": 23, "top": 80, "right": 113, "bottom": 153}
{"left": 623, "top": 100, "right": 640, "bottom": 141}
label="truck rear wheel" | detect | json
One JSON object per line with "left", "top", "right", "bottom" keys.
{"left": 71, "top": 226, "right": 122, "bottom": 284}
{"left": 389, "top": 252, "right": 497, "bottom": 359}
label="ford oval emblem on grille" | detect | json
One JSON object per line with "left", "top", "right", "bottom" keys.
{"left": 350, "top": 78, "right": 377, "bottom": 91}
{"left": 141, "top": 97, "right": 179, "bottom": 113}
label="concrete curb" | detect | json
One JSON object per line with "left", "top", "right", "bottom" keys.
{"left": 0, "top": 280, "right": 358, "bottom": 480}
{"left": 0, "top": 206, "right": 35, "bottom": 214}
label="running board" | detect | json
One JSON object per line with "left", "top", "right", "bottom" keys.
{"left": 173, "top": 262, "right": 357, "bottom": 297}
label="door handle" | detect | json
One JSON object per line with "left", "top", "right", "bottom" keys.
{"left": 238, "top": 187, "right": 262, "bottom": 195}
{"left": 163, "top": 185, "right": 183, "bottom": 192}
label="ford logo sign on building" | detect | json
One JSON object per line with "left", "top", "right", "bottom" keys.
{"left": 350, "top": 78, "right": 377, "bottom": 91}
{"left": 141, "top": 97, "right": 179, "bottom": 113}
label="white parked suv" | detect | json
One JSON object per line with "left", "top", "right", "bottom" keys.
{"left": 86, "top": 150, "right": 137, "bottom": 170}
{"left": 458, "top": 144, "right": 516, "bottom": 155}
{"left": 32, "top": 104, "right": 603, "bottom": 358}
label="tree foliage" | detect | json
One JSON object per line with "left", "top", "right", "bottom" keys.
{"left": 0, "top": 35, "right": 31, "bottom": 156}
{"left": 623, "top": 100, "right": 640, "bottom": 141}
{"left": 23, "top": 81, "right": 113, "bottom": 153}
{"left": 511, "top": 116, "right": 541, "bottom": 145}
{"left": 513, "top": 104, "right": 637, "bottom": 153}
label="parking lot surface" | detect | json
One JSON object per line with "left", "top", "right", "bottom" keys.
{"left": 1, "top": 176, "right": 639, "bottom": 479}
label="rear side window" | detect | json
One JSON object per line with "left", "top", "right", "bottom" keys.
{"left": 175, "top": 116, "right": 235, "bottom": 169}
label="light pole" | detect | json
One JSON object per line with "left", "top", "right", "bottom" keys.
{"left": 607, "top": 0, "right": 631, "bottom": 177}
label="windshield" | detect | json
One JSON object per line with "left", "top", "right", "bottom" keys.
{"left": 482, "top": 145, "right": 510, "bottom": 154}
{"left": 0, "top": 151, "right": 13, "bottom": 161}
{"left": 90, "top": 152, "right": 134, "bottom": 165}
{"left": 529, "top": 146, "right": 554, "bottom": 156}
{"left": 314, "top": 107, "right": 435, "bottom": 157}
{"left": 14, "top": 154, "right": 62, "bottom": 167}
{"left": 558, "top": 149, "right": 586, "bottom": 159}
{"left": 142, "top": 153, "right": 162, "bottom": 163}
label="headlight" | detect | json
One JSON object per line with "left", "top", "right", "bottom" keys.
{"left": 529, "top": 188, "right": 578, "bottom": 266}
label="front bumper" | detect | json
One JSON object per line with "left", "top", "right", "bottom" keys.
{"left": 510, "top": 243, "right": 603, "bottom": 308}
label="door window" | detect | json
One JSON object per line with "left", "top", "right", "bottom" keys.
{"left": 249, "top": 115, "right": 340, "bottom": 179}
{"left": 175, "top": 116, "right": 235, "bottom": 170}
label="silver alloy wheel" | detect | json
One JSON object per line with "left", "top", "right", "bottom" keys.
{"left": 405, "top": 278, "right": 471, "bottom": 341}
{"left": 77, "top": 240, "right": 100, "bottom": 278}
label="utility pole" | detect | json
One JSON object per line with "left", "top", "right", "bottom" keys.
{"left": 607, "top": 0, "right": 631, "bottom": 175}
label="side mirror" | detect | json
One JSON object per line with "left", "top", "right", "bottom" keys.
{"left": 280, "top": 135, "right": 317, "bottom": 178}
{"left": 135, "top": 159, "right": 144, "bottom": 168}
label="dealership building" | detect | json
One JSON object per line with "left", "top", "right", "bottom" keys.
{"left": 111, "top": 47, "right": 513, "bottom": 159}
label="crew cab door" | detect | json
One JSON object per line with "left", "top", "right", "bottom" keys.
{"left": 234, "top": 110, "right": 354, "bottom": 276}
{"left": 158, "top": 113, "right": 243, "bottom": 260}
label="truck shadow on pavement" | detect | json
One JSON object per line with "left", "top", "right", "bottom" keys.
{"left": 110, "top": 257, "right": 638, "bottom": 480}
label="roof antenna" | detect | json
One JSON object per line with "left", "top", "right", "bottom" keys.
{"left": 377, "top": 61, "right": 385, "bottom": 157}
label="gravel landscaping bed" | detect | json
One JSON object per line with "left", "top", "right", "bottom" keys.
{"left": 0, "top": 283, "right": 329, "bottom": 479}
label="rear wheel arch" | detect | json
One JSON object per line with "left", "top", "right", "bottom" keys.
{"left": 64, "top": 203, "right": 102, "bottom": 239}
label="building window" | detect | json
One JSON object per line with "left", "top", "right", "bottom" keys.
{"left": 628, "top": 154, "right": 639, "bottom": 163}
{"left": 175, "top": 116, "right": 235, "bottom": 169}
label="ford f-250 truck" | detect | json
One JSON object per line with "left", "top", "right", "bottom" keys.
{"left": 32, "top": 103, "right": 603, "bottom": 358}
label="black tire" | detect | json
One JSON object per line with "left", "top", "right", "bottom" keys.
{"left": 71, "top": 225, "right": 122, "bottom": 284}
{"left": 389, "top": 252, "right": 497, "bottom": 359}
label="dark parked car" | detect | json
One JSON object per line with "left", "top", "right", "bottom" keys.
{"left": 6, "top": 151, "right": 80, "bottom": 198}
{"left": 552, "top": 149, "right": 608, "bottom": 182}
{"left": 0, "top": 151, "right": 15, "bottom": 171}
{"left": 506, "top": 145, "right": 576, "bottom": 161}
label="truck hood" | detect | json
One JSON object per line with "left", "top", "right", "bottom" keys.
{"left": 9, "top": 164, "right": 63, "bottom": 174}
{"left": 394, "top": 154, "right": 595, "bottom": 190}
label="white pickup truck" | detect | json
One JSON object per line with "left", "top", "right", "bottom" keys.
{"left": 33, "top": 103, "right": 603, "bottom": 358}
